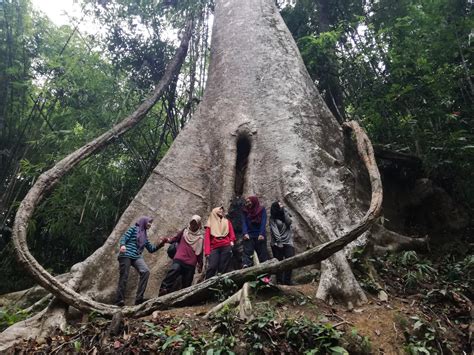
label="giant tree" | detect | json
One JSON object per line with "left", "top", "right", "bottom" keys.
{"left": 1, "top": 0, "right": 383, "bottom": 349}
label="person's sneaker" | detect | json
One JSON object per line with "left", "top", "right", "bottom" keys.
{"left": 115, "top": 300, "right": 125, "bottom": 307}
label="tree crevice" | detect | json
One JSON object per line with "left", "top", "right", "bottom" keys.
{"left": 234, "top": 134, "right": 252, "bottom": 197}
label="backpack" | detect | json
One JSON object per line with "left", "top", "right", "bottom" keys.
{"left": 167, "top": 241, "right": 178, "bottom": 259}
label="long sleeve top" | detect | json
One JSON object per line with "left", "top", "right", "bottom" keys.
{"left": 270, "top": 208, "right": 293, "bottom": 246}
{"left": 167, "top": 229, "right": 203, "bottom": 268}
{"left": 241, "top": 208, "right": 267, "bottom": 238}
{"left": 204, "top": 220, "right": 236, "bottom": 256}
{"left": 118, "top": 226, "right": 159, "bottom": 259}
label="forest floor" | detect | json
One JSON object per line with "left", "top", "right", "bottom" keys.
{"left": 8, "top": 237, "right": 473, "bottom": 354}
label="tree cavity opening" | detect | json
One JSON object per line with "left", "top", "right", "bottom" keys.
{"left": 234, "top": 135, "right": 251, "bottom": 196}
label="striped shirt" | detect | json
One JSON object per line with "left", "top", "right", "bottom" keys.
{"left": 118, "top": 226, "right": 158, "bottom": 259}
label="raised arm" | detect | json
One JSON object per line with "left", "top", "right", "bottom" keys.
{"left": 166, "top": 229, "right": 184, "bottom": 244}
{"left": 144, "top": 240, "right": 160, "bottom": 253}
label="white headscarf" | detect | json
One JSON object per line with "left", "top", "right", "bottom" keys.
{"left": 183, "top": 215, "right": 204, "bottom": 255}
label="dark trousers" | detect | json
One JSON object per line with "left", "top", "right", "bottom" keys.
{"left": 160, "top": 260, "right": 196, "bottom": 295}
{"left": 271, "top": 245, "right": 295, "bottom": 285}
{"left": 205, "top": 245, "right": 232, "bottom": 279}
{"left": 116, "top": 257, "right": 150, "bottom": 304}
{"left": 242, "top": 237, "right": 269, "bottom": 267}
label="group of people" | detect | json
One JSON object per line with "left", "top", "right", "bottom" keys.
{"left": 114, "top": 196, "right": 295, "bottom": 306}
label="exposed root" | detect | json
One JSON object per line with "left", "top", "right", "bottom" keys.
{"left": 357, "top": 223, "right": 431, "bottom": 301}
{"left": 204, "top": 252, "right": 261, "bottom": 321}
{"left": 307, "top": 121, "right": 382, "bottom": 307}
{"left": 9, "top": 20, "right": 194, "bottom": 317}
{"left": 239, "top": 282, "right": 253, "bottom": 320}
{"left": 203, "top": 289, "right": 243, "bottom": 319}
{"left": 369, "top": 223, "right": 429, "bottom": 255}
{"left": 0, "top": 273, "right": 69, "bottom": 308}
{"left": 106, "top": 312, "right": 124, "bottom": 338}
{"left": 0, "top": 299, "right": 69, "bottom": 352}
{"left": 316, "top": 254, "right": 368, "bottom": 309}
{"left": 365, "top": 258, "right": 389, "bottom": 302}
{"left": 22, "top": 293, "right": 54, "bottom": 314}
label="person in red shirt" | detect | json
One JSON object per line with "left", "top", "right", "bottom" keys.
{"left": 159, "top": 215, "right": 204, "bottom": 296}
{"left": 204, "top": 206, "right": 236, "bottom": 278}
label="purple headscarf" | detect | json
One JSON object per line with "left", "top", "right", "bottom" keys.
{"left": 135, "top": 216, "right": 153, "bottom": 251}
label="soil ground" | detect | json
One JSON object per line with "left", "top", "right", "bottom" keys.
{"left": 12, "top": 281, "right": 468, "bottom": 354}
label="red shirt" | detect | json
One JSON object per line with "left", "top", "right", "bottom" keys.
{"left": 168, "top": 229, "right": 203, "bottom": 268}
{"left": 204, "top": 220, "right": 236, "bottom": 256}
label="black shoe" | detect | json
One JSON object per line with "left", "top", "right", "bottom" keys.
{"left": 115, "top": 300, "right": 125, "bottom": 307}
{"left": 135, "top": 298, "right": 149, "bottom": 305}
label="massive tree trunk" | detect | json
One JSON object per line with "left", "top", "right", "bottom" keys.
{"left": 97, "top": 0, "right": 369, "bottom": 307}
{"left": 1, "top": 0, "right": 377, "bottom": 349}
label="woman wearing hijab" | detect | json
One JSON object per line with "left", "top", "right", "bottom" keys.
{"left": 159, "top": 215, "right": 204, "bottom": 296}
{"left": 204, "top": 206, "right": 236, "bottom": 278}
{"left": 270, "top": 201, "right": 295, "bottom": 285}
{"left": 115, "top": 216, "right": 163, "bottom": 306}
{"left": 241, "top": 196, "right": 268, "bottom": 267}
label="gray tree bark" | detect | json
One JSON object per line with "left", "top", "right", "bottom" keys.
{"left": 1, "top": 0, "right": 380, "bottom": 349}
{"left": 104, "top": 0, "right": 370, "bottom": 307}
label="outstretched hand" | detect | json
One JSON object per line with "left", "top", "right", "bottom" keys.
{"left": 158, "top": 237, "right": 169, "bottom": 246}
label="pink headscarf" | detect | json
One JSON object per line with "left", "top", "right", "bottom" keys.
{"left": 243, "top": 196, "right": 264, "bottom": 224}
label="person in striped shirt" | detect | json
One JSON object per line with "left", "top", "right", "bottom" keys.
{"left": 115, "top": 216, "right": 164, "bottom": 306}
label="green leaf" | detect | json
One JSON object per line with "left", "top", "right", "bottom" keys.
{"left": 413, "top": 320, "right": 424, "bottom": 330}
{"left": 330, "top": 346, "right": 348, "bottom": 354}
{"left": 73, "top": 341, "right": 81, "bottom": 351}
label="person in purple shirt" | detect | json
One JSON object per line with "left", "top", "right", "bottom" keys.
{"left": 241, "top": 196, "right": 268, "bottom": 267}
{"left": 159, "top": 215, "right": 204, "bottom": 296}
{"left": 115, "top": 216, "right": 164, "bottom": 306}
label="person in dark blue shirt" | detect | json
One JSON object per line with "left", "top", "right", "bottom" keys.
{"left": 115, "top": 216, "right": 163, "bottom": 306}
{"left": 241, "top": 196, "right": 268, "bottom": 267}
